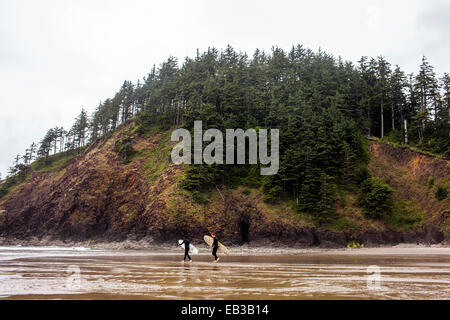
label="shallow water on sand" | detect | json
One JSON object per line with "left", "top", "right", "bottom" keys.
{"left": 0, "top": 246, "right": 449, "bottom": 299}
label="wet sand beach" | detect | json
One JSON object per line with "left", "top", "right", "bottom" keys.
{"left": 0, "top": 246, "right": 449, "bottom": 299}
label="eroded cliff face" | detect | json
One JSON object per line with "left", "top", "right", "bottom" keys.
{"left": 0, "top": 123, "right": 175, "bottom": 242}
{"left": 368, "top": 142, "right": 450, "bottom": 243}
{"left": 0, "top": 123, "right": 297, "bottom": 245}
{"left": 0, "top": 124, "right": 448, "bottom": 247}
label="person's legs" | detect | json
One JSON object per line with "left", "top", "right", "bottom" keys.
{"left": 212, "top": 247, "right": 218, "bottom": 260}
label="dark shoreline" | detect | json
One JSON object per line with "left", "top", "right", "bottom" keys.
{"left": 1, "top": 236, "right": 448, "bottom": 251}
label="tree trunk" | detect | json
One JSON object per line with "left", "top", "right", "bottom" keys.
{"left": 391, "top": 105, "right": 395, "bottom": 130}
{"left": 421, "top": 85, "right": 426, "bottom": 131}
{"left": 404, "top": 119, "right": 408, "bottom": 144}
{"left": 380, "top": 97, "right": 384, "bottom": 138}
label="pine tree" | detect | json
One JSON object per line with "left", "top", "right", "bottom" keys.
{"left": 14, "top": 154, "right": 21, "bottom": 166}
{"left": 38, "top": 129, "right": 53, "bottom": 160}
{"left": 70, "top": 109, "right": 89, "bottom": 149}
{"left": 441, "top": 73, "right": 450, "bottom": 122}
{"left": 89, "top": 106, "right": 101, "bottom": 143}
{"left": 110, "top": 93, "right": 122, "bottom": 129}
{"left": 120, "top": 80, "right": 135, "bottom": 122}
{"left": 390, "top": 66, "right": 407, "bottom": 134}
{"left": 415, "top": 56, "right": 437, "bottom": 134}
{"left": 376, "top": 56, "right": 391, "bottom": 138}
{"left": 358, "top": 56, "right": 377, "bottom": 136}
{"left": 22, "top": 149, "right": 30, "bottom": 165}
{"left": 29, "top": 142, "right": 37, "bottom": 162}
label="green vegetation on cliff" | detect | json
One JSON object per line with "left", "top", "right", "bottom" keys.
{"left": 1, "top": 45, "right": 448, "bottom": 243}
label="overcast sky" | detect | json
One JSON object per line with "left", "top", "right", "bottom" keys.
{"left": 0, "top": 0, "right": 449, "bottom": 178}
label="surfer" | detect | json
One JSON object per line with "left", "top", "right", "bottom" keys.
{"left": 211, "top": 233, "right": 220, "bottom": 262}
{"left": 178, "top": 239, "right": 192, "bottom": 263}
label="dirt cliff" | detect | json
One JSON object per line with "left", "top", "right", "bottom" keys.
{"left": 368, "top": 142, "right": 449, "bottom": 244}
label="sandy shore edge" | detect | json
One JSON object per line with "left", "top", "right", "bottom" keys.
{"left": 1, "top": 237, "right": 449, "bottom": 255}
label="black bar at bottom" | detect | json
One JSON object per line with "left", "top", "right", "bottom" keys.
{"left": 0, "top": 300, "right": 448, "bottom": 319}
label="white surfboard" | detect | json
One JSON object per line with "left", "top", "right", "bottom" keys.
{"left": 178, "top": 240, "right": 199, "bottom": 254}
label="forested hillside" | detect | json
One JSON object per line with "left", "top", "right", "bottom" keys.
{"left": 0, "top": 45, "right": 448, "bottom": 245}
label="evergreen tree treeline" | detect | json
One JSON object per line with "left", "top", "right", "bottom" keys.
{"left": 4, "top": 45, "right": 449, "bottom": 221}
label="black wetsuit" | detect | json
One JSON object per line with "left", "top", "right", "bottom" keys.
{"left": 181, "top": 240, "right": 191, "bottom": 261}
{"left": 212, "top": 238, "right": 219, "bottom": 260}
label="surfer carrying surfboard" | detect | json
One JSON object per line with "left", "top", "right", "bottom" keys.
{"left": 203, "top": 234, "right": 229, "bottom": 261}
{"left": 178, "top": 239, "right": 193, "bottom": 262}
{"left": 211, "top": 233, "right": 220, "bottom": 262}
